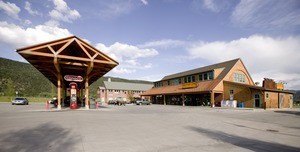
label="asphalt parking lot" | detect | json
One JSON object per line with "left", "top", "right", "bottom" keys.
{"left": 0, "top": 103, "right": 299, "bottom": 152}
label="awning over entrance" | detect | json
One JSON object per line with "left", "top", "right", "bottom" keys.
{"left": 16, "top": 36, "right": 119, "bottom": 109}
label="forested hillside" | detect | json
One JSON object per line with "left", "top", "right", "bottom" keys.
{"left": 0, "top": 57, "right": 152, "bottom": 98}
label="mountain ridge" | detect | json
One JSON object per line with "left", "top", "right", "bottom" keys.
{"left": 0, "top": 57, "right": 152, "bottom": 97}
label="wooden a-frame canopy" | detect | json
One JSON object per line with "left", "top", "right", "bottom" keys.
{"left": 16, "top": 36, "right": 118, "bottom": 109}
{"left": 17, "top": 36, "right": 118, "bottom": 88}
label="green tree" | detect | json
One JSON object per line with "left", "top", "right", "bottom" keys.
{"left": 5, "top": 79, "right": 15, "bottom": 97}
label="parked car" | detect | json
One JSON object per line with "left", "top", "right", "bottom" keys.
{"left": 12, "top": 97, "right": 29, "bottom": 105}
{"left": 49, "top": 98, "right": 57, "bottom": 104}
{"left": 108, "top": 99, "right": 116, "bottom": 105}
{"left": 51, "top": 96, "right": 81, "bottom": 107}
{"left": 115, "top": 97, "right": 126, "bottom": 106}
{"left": 136, "top": 99, "right": 151, "bottom": 105}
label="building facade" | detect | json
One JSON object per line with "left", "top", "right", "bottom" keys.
{"left": 142, "top": 58, "right": 293, "bottom": 109}
{"left": 97, "top": 79, "right": 153, "bottom": 103}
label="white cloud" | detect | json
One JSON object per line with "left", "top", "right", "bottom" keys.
{"left": 140, "top": 0, "right": 148, "bottom": 5}
{"left": 125, "top": 59, "right": 138, "bottom": 66}
{"left": 202, "top": 0, "right": 219, "bottom": 13}
{"left": 231, "top": 0, "right": 300, "bottom": 29}
{"left": 96, "top": 42, "right": 158, "bottom": 75}
{"left": 0, "top": 21, "right": 72, "bottom": 48}
{"left": 24, "top": 1, "right": 41, "bottom": 16}
{"left": 112, "top": 67, "right": 136, "bottom": 74}
{"left": 96, "top": 42, "right": 158, "bottom": 62}
{"left": 143, "top": 63, "right": 152, "bottom": 68}
{"left": 24, "top": 19, "right": 32, "bottom": 25}
{"left": 191, "top": 0, "right": 229, "bottom": 13}
{"left": 46, "top": 0, "right": 80, "bottom": 26}
{"left": 97, "top": 0, "right": 142, "bottom": 19}
{"left": 187, "top": 35, "right": 300, "bottom": 89}
{"left": 138, "top": 39, "right": 186, "bottom": 48}
{"left": 0, "top": 0, "right": 20, "bottom": 19}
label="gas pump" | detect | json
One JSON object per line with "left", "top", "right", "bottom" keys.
{"left": 69, "top": 82, "right": 78, "bottom": 109}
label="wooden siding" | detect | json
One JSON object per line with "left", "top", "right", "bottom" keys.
{"left": 224, "top": 82, "right": 253, "bottom": 108}
{"left": 223, "top": 59, "right": 254, "bottom": 85}
{"left": 265, "top": 91, "right": 279, "bottom": 108}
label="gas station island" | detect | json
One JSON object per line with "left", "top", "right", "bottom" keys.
{"left": 17, "top": 36, "right": 119, "bottom": 110}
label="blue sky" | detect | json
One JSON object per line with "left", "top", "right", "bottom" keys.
{"left": 0, "top": 0, "right": 300, "bottom": 89}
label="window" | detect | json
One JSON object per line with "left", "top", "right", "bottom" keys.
{"left": 199, "top": 74, "right": 203, "bottom": 81}
{"left": 234, "top": 73, "right": 245, "bottom": 83}
{"left": 184, "top": 75, "right": 195, "bottom": 83}
{"left": 199, "top": 71, "right": 213, "bottom": 81}
{"left": 172, "top": 78, "right": 182, "bottom": 85}
{"left": 204, "top": 73, "right": 208, "bottom": 80}
{"left": 167, "top": 80, "right": 170, "bottom": 86}
{"left": 208, "top": 71, "right": 213, "bottom": 80}
{"left": 229, "top": 90, "right": 234, "bottom": 94}
{"left": 154, "top": 81, "right": 163, "bottom": 87}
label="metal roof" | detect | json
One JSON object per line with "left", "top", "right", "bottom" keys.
{"left": 161, "top": 58, "right": 240, "bottom": 81}
{"left": 102, "top": 81, "right": 153, "bottom": 91}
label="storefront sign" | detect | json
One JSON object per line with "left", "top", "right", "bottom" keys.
{"left": 182, "top": 82, "right": 197, "bottom": 89}
{"left": 64, "top": 75, "right": 83, "bottom": 82}
{"left": 277, "top": 83, "right": 284, "bottom": 90}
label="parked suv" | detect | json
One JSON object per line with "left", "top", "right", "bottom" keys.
{"left": 136, "top": 99, "right": 151, "bottom": 105}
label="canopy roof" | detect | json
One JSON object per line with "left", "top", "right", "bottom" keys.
{"left": 17, "top": 36, "right": 118, "bottom": 88}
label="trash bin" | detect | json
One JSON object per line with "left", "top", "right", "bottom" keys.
{"left": 239, "top": 102, "right": 244, "bottom": 108}
{"left": 89, "top": 98, "right": 96, "bottom": 109}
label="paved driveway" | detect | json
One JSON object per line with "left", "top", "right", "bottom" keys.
{"left": 0, "top": 103, "right": 299, "bottom": 152}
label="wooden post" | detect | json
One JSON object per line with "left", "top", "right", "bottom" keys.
{"left": 57, "top": 78, "right": 61, "bottom": 110}
{"left": 62, "top": 84, "right": 65, "bottom": 107}
{"left": 182, "top": 94, "right": 185, "bottom": 106}
{"left": 210, "top": 91, "right": 215, "bottom": 107}
{"left": 163, "top": 95, "right": 166, "bottom": 105}
{"left": 85, "top": 77, "right": 89, "bottom": 109}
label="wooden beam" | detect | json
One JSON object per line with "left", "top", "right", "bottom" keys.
{"left": 75, "top": 39, "right": 92, "bottom": 59}
{"left": 59, "top": 61, "right": 88, "bottom": 67}
{"left": 80, "top": 41, "right": 116, "bottom": 63}
{"left": 57, "top": 54, "right": 91, "bottom": 62}
{"left": 54, "top": 56, "right": 60, "bottom": 73}
{"left": 55, "top": 38, "right": 75, "bottom": 55}
{"left": 47, "top": 45, "right": 56, "bottom": 54}
{"left": 86, "top": 61, "right": 94, "bottom": 76}
{"left": 85, "top": 77, "right": 89, "bottom": 110}
{"left": 57, "top": 74, "right": 62, "bottom": 110}
{"left": 18, "top": 51, "right": 54, "bottom": 58}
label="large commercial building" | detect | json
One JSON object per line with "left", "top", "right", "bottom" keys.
{"left": 142, "top": 58, "right": 293, "bottom": 109}
{"left": 97, "top": 78, "right": 153, "bottom": 103}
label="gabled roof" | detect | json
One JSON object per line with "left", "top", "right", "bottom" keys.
{"left": 142, "top": 58, "right": 242, "bottom": 96}
{"left": 161, "top": 58, "right": 240, "bottom": 81}
{"left": 17, "top": 36, "right": 118, "bottom": 87}
{"left": 102, "top": 81, "right": 153, "bottom": 91}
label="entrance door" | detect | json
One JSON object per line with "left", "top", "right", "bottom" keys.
{"left": 254, "top": 94, "right": 260, "bottom": 108}
{"left": 290, "top": 95, "right": 293, "bottom": 108}
{"left": 279, "top": 93, "right": 284, "bottom": 108}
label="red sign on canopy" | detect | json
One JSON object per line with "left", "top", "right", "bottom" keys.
{"left": 64, "top": 75, "right": 83, "bottom": 82}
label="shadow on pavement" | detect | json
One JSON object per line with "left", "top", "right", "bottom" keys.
{"left": 0, "top": 123, "right": 80, "bottom": 152}
{"left": 273, "top": 110, "right": 300, "bottom": 116}
{"left": 187, "top": 126, "right": 300, "bottom": 152}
